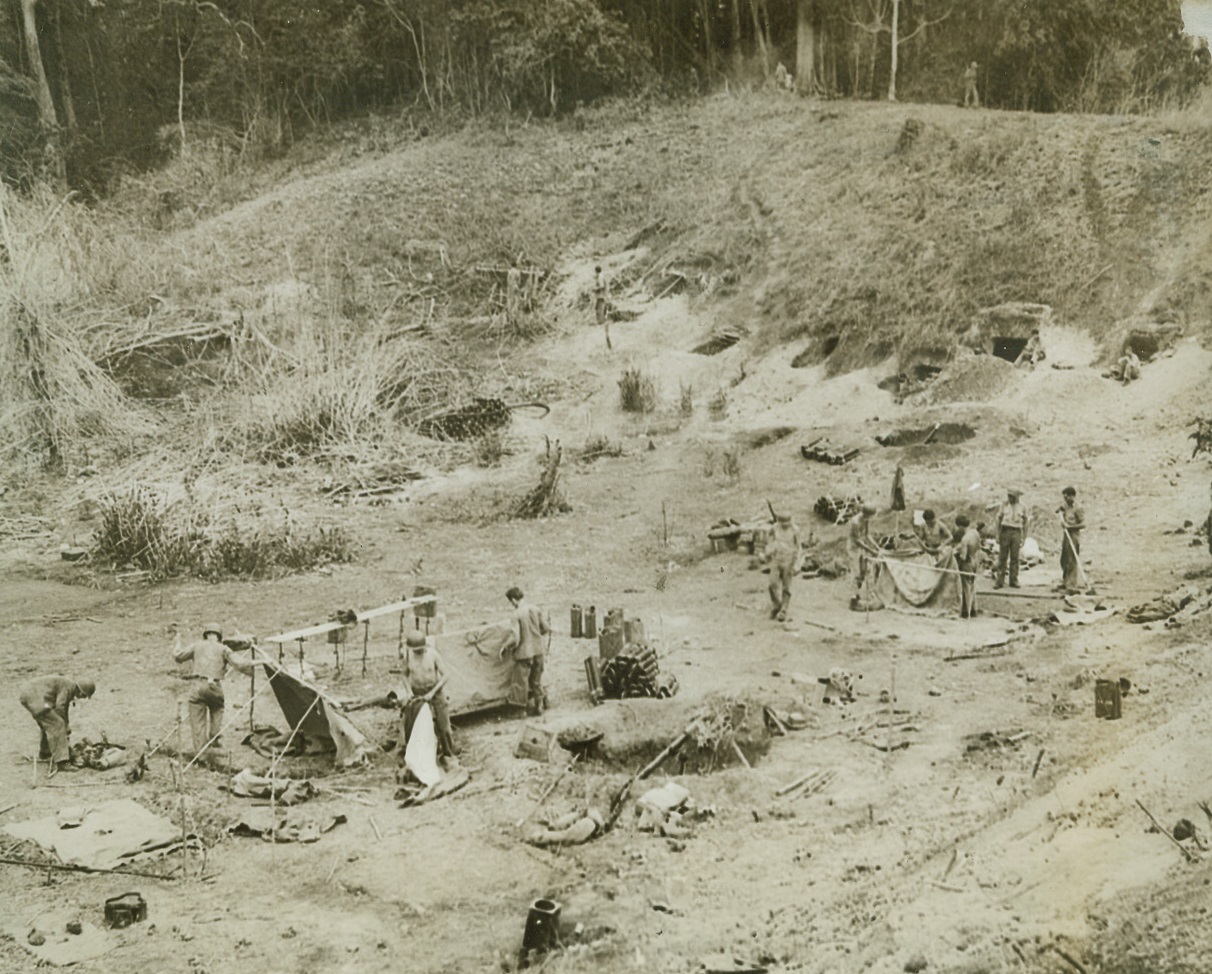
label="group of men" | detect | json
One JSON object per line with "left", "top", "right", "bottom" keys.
{"left": 19, "top": 586, "right": 552, "bottom": 779}
{"left": 762, "top": 486, "right": 1089, "bottom": 623}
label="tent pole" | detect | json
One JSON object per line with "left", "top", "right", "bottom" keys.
{"left": 176, "top": 703, "right": 188, "bottom": 872}
{"left": 362, "top": 621, "right": 370, "bottom": 677}
{"left": 397, "top": 612, "right": 405, "bottom": 660}
{"left": 249, "top": 666, "right": 256, "bottom": 733}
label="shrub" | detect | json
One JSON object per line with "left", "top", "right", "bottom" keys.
{"left": 618, "top": 368, "right": 657, "bottom": 413}
{"left": 679, "top": 382, "right": 694, "bottom": 416}
{"left": 709, "top": 388, "right": 728, "bottom": 420}
{"left": 92, "top": 484, "right": 353, "bottom": 581}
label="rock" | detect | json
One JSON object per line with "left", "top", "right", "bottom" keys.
{"left": 904, "top": 955, "right": 928, "bottom": 972}
{"left": 28, "top": 930, "right": 46, "bottom": 946}
{"left": 66, "top": 920, "right": 83, "bottom": 935}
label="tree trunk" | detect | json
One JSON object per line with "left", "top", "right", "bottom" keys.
{"left": 697, "top": 0, "right": 715, "bottom": 81}
{"left": 730, "top": 0, "right": 743, "bottom": 72}
{"left": 795, "top": 0, "right": 816, "bottom": 94}
{"left": 888, "top": 0, "right": 899, "bottom": 101}
{"left": 749, "top": 0, "right": 769, "bottom": 77}
{"left": 51, "top": 0, "right": 77, "bottom": 131}
{"left": 20, "top": 0, "right": 58, "bottom": 130}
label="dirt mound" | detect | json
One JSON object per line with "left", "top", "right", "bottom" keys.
{"left": 920, "top": 355, "right": 1017, "bottom": 404}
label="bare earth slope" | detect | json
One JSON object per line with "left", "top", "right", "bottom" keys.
{"left": 1, "top": 95, "right": 1211, "bottom": 974}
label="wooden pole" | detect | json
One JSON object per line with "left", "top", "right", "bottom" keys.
{"left": 175, "top": 703, "right": 188, "bottom": 873}
{"left": 886, "top": 655, "right": 897, "bottom": 761}
{"left": 362, "top": 621, "right": 370, "bottom": 677}
{"left": 249, "top": 665, "right": 256, "bottom": 733}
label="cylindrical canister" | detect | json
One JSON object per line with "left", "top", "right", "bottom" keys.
{"left": 584, "top": 656, "right": 603, "bottom": 705}
{"left": 570, "top": 604, "right": 583, "bottom": 639}
{"left": 522, "top": 898, "right": 562, "bottom": 953}
{"left": 584, "top": 606, "right": 597, "bottom": 639}
{"left": 1094, "top": 679, "right": 1122, "bottom": 720}
{"left": 412, "top": 585, "right": 437, "bottom": 618}
{"left": 605, "top": 607, "right": 625, "bottom": 632}
{"left": 599, "top": 627, "right": 624, "bottom": 660}
{"left": 623, "top": 617, "right": 646, "bottom": 646}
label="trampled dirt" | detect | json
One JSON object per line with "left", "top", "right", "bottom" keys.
{"left": 2, "top": 95, "right": 1212, "bottom": 974}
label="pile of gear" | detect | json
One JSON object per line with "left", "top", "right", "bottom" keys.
{"left": 68, "top": 738, "right": 128, "bottom": 771}
{"left": 600, "top": 645, "right": 678, "bottom": 700}
{"left": 1126, "top": 582, "right": 1212, "bottom": 628}
{"left": 815, "top": 494, "right": 864, "bottom": 524}
{"left": 801, "top": 439, "right": 861, "bottom": 466}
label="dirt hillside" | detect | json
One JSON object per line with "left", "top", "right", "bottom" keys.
{"left": 1, "top": 93, "right": 1211, "bottom": 974}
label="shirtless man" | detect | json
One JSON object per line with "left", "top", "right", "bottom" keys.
{"left": 764, "top": 511, "right": 802, "bottom": 622}
{"left": 401, "top": 631, "right": 456, "bottom": 764}
{"left": 848, "top": 505, "right": 880, "bottom": 595}
{"left": 914, "top": 509, "right": 952, "bottom": 555}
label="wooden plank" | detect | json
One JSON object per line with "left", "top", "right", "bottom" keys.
{"left": 263, "top": 620, "right": 348, "bottom": 644}
{"left": 355, "top": 595, "right": 436, "bottom": 622}
{"left": 263, "top": 596, "right": 437, "bottom": 642}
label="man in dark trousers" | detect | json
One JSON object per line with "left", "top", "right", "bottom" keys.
{"left": 995, "top": 489, "right": 1029, "bottom": 589}
{"left": 503, "top": 587, "right": 551, "bottom": 716}
{"left": 19, "top": 675, "right": 95, "bottom": 775}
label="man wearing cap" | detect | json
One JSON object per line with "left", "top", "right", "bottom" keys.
{"left": 915, "top": 509, "right": 952, "bottom": 555}
{"left": 400, "top": 632, "right": 456, "bottom": 764}
{"left": 995, "top": 490, "right": 1029, "bottom": 589}
{"left": 847, "top": 505, "right": 880, "bottom": 595}
{"left": 503, "top": 587, "right": 551, "bottom": 716}
{"left": 173, "top": 624, "right": 256, "bottom": 756}
{"left": 764, "top": 510, "right": 802, "bottom": 622}
{"left": 1056, "top": 487, "right": 1087, "bottom": 593}
{"left": 19, "top": 675, "right": 95, "bottom": 775}
{"left": 953, "top": 515, "right": 982, "bottom": 618}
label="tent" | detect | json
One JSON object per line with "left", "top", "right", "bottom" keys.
{"left": 437, "top": 623, "right": 517, "bottom": 715}
{"left": 261, "top": 663, "right": 375, "bottom": 767}
{"left": 871, "top": 548, "right": 963, "bottom": 616}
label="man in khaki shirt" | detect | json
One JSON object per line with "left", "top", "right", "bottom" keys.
{"left": 19, "top": 675, "right": 95, "bottom": 773}
{"left": 503, "top": 586, "right": 550, "bottom": 716}
{"left": 173, "top": 624, "right": 256, "bottom": 756}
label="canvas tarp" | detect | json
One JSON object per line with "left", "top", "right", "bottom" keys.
{"left": 3, "top": 799, "right": 179, "bottom": 870}
{"left": 437, "top": 623, "right": 515, "bottom": 716}
{"left": 261, "top": 663, "right": 374, "bottom": 767}
{"left": 872, "top": 549, "right": 962, "bottom": 616}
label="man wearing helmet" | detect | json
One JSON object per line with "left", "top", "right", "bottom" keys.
{"left": 173, "top": 624, "right": 257, "bottom": 757}
{"left": 18, "top": 675, "right": 95, "bottom": 776}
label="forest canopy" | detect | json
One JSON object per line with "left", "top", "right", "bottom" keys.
{"left": 2, "top": 0, "right": 1208, "bottom": 192}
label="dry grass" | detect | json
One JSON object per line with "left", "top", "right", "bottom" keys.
{"left": 91, "top": 482, "right": 353, "bottom": 581}
{"left": 0, "top": 185, "right": 155, "bottom": 468}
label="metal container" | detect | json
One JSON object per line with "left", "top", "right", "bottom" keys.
{"left": 412, "top": 585, "right": 437, "bottom": 618}
{"left": 584, "top": 656, "right": 603, "bottom": 705}
{"left": 605, "top": 607, "right": 625, "bottom": 632}
{"left": 1094, "top": 679, "right": 1122, "bottom": 720}
{"left": 598, "top": 627, "right": 624, "bottom": 660}
{"left": 570, "top": 605, "right": 583, "bottom": 639}
{"left": 584, "top": 606, "right": 597, "bottom": 639}
{"left": 522, "top": 898, "right": 562, "bottom": 953}
{"left": 623, "top": 617, "right": 646, "bottom": 646}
